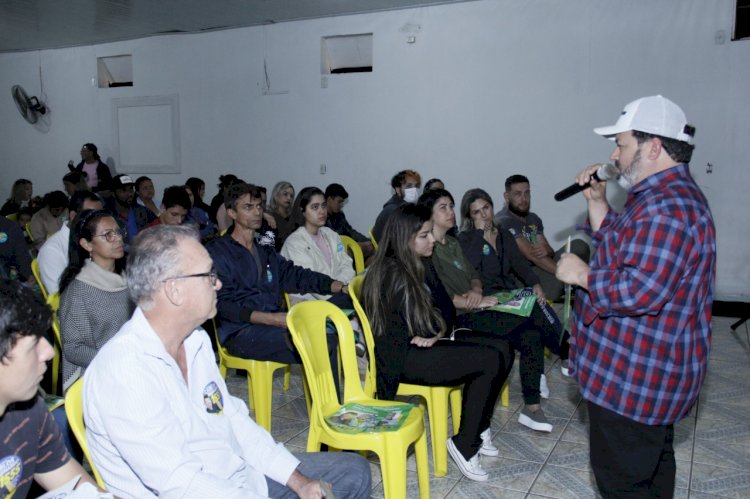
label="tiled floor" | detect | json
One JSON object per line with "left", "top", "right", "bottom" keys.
{"left": 225, "top": 315, "right": 750, "bottom": 498}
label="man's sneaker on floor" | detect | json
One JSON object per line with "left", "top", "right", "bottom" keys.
{"left": 447, "top": 437, "right": 488, "bottom": 482}
{"left": 479, "top": 427, "right": 499, "bottom": 457}
{"left": 560, "top": 359, "right": 571, "bottom": 377}
{"left": 540, "top": 373, "right": 550, "bottom": 399}
{"left": 518, "top": 406, "right": 553, "bottom": 432}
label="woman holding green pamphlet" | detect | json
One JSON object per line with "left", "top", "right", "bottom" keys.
{"left": 419, "top": 188, "right": 564, "bottom": 434}
{"left": 361, "top": 203, "right": 513, "bottom": 483}
{"left": 457, "top": 187, "right": 571, "bottom": 375}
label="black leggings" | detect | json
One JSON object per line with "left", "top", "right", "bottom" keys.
{"left": 399, "top": 332, "right": 513, "bottom": 460}
{"left": 456, "top": 303, "right": 561, "bottom": 405}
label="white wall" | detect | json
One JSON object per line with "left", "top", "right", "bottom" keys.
{"left": 1, "top": 0, "right": 748, "bottom": 300}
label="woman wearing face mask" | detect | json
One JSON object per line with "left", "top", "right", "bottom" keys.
{"left": 269, "top": 181, "right": 296, "bottom": 250}
{"left": 281, "top": 187, "right": 354, "bottom": 309}
{"left": 419, "top": 188, "right": 565, "bottom": 434}
{"left": 361, "top": 203, "right": 513, "bottom": 483}
{"left": 58, "top": 209, "right": 134, "bottom": 392}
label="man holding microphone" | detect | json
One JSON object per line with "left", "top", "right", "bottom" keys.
{"left": 556, "top": 95, "right": 716, "bottom": 497}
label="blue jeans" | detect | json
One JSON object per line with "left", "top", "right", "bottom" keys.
{"left": 265, "top": 451, "right": 371, "bottom": 498}
{"left": 51, "top": 405, "right": 83, "bottom": 461}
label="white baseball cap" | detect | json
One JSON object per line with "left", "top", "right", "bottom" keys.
{"left": 594, "top": 95, "right": 695, "bottom": 145}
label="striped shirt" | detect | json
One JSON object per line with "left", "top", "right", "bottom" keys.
{"left": 571, "top": 163, "right": 716, "bottom": 425}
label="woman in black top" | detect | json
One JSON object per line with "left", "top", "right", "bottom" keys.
{"left": 361, "top": 203, "right": 512, "bottom": 483}
{"left": 458, "top": 188, "right": 571, "bottom": 370}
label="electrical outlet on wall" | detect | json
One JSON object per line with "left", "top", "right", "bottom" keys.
{"left": 320, "top": 163, "right": 326, "bottom": 174}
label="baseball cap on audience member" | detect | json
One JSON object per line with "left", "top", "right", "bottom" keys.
{"left": 109, "top": 174, "right": 135, "bottom": 189}
{"left": 594, "top": 95, "right": 695, "bottom": 145}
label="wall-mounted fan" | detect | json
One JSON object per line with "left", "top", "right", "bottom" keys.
{"left": 11, "top": 84, "right": 47, "bottom": 124}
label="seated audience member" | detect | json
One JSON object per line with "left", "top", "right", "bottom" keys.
{"left": 186, "top": 177, "right": 211, "bottom": 214}
{"left": 423, "top": 178, "right": 445, "bottom": 193}
{"left": 420, "top": 189, "right": 563, "bottom": 432}
{"left": 268, "top": 181, "right": 296, "bottom": 250}
{"left": 324, "top": 183, "right": 375, "bottom": 258}
{"left": 83, "top": 225, "right": 371, "bottom": 497}
{"left": 256, "top": 185, "right": 279, "bottom": 247}
{"left": 209, "top": 173, "right": 239, "bottom": 224}
{"left": 207, "top": 183, "right": 347, "bottom": 371}
{"left": 38, "top": 190, "right": 103, "bottom": 295}
{"left": 0, "top": 215, "right": 33, "bottom": 283}
{"left": 1, "top": 178, "right": 35, "bottom": 216}
{"left": 29, "top": 190, "right": 68, "bottom": 250}
{"left": 105, "top": 174, "right": 155, "bottom": 245}
{"left": 62, "top": 171, "right": 89, "bottom": 198}
{"left": 361, "top": 204, "right": 513, "bottom": 482}
{"left": 16, "top": 207, "right": 35, "bottom": 247}
{"left": 0, "top": 279, "right": 101, "bottom": 496}
{"left": 135, "top": 176, "right": 160, "bottom": 216}
{"left": 146, "top": 185, "right": 190, "bottom": 227}
{"left": 495, "top": 174, "right": 590, "bottom": 301}
{"left": 69, "top": 142, "right": 113, "bottom": 192}
{"left": 185, "top": 177, "right": 216, "bottom": 239}
{"left": 371, "top": 169, "right": 421, "bottom": 242}
{"left": 58, "top": 210, "right": 132, "bottom": 392}
{"left": 216, "top": 176, "right": 246, "bottom": 233}
{"left": 459, "top": 188, "right": 572, "bottom": 376}
{"left": 281, "top": 186, "right": 355, "bottom": 307}
{"left": 185, "top": 184, "right": 217, "bottom": 238}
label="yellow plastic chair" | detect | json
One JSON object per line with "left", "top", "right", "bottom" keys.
{"left": 47, "top": 292, "right": 61, "bottom": 395}
{"left": 211, "top": 319, "right": 292, "bottom": 431}
{"left": 25, "top": 222, "right": 34, "bottom": 241}
{"left": 340, "top": 235, "right": 365, "bottom": 274}
{"left": 64, "top": 377, "right": 106, "bottom": 489}
{"left": 31, "top": 258, "right": 48, "bottom": 300}
{"left": 368, "top": 227, "right": 379, "bottom": 252}
{"left": 287, "top": 301, "right": 429, "bottom": 499}
{"left": 348, "top": 275, "right": 462, "bottom": 476}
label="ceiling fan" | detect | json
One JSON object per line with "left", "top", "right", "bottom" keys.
{"left": 11, "top": 84, "right": 47, "bottom": 124}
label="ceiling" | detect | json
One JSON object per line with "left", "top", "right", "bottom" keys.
{"left": 0, "top": 0, "right": 470, "bottom": 53}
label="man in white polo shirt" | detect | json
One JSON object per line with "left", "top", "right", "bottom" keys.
{"left": 37, "top": 190, "right": 102, "bottom": 295}
{"left": 83, "top": 225, "right": 370, "bottom": 498}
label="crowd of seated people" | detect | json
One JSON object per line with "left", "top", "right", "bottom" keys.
{"left": 2, "top": 157, "right": 586, "bottom": 492}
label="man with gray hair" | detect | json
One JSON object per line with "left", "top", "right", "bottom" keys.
{"left": 83, "top": 225, "right": 371, "bottom": 498}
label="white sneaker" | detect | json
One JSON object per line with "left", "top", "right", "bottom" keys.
{"left": 447, "top": 438, "right": 488, "bottom": 482}
{"left": 518, "top": 406, "right": 553, "bottom": 433}
{"left": 540, "top": 374, "right": 550, "bottom": 399}
{"left": 560, "top": 359, "right": 571, "bottom": 377}
{"left": 479, "top": 427, "right": 499, "bottom": 457}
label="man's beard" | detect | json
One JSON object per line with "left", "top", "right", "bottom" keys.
{"left": 508, "top": 203, "right": 529, "bottom": 217}
{"left": 617, "top": 147, "right": 643, "bottom": 191}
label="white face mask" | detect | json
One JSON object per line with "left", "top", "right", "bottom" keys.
{"left": 403, "top": 187, "right": 419, "bottom": 204}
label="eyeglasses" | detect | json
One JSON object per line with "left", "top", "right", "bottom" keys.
{"left": 92, "top": 229, "right": 127, "bottom": 242}
{"left": 163, "top": 271, "right": 219, "bottom": 287}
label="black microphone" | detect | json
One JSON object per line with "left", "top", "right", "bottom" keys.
{"left": 554, "top": 163, "right": 618, "bottom": 201}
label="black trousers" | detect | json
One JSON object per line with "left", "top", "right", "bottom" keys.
{"left": 399, "top": 331, "right": 513, "bottom": 460}
{"left": 225, "top": 324, "right": 341, "bottom": 397}
{"left": 456, "top": 303, "right": 560, "bottom": 405}
{"left": 588, "top": 401, "right": 676, "bottom": 498}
